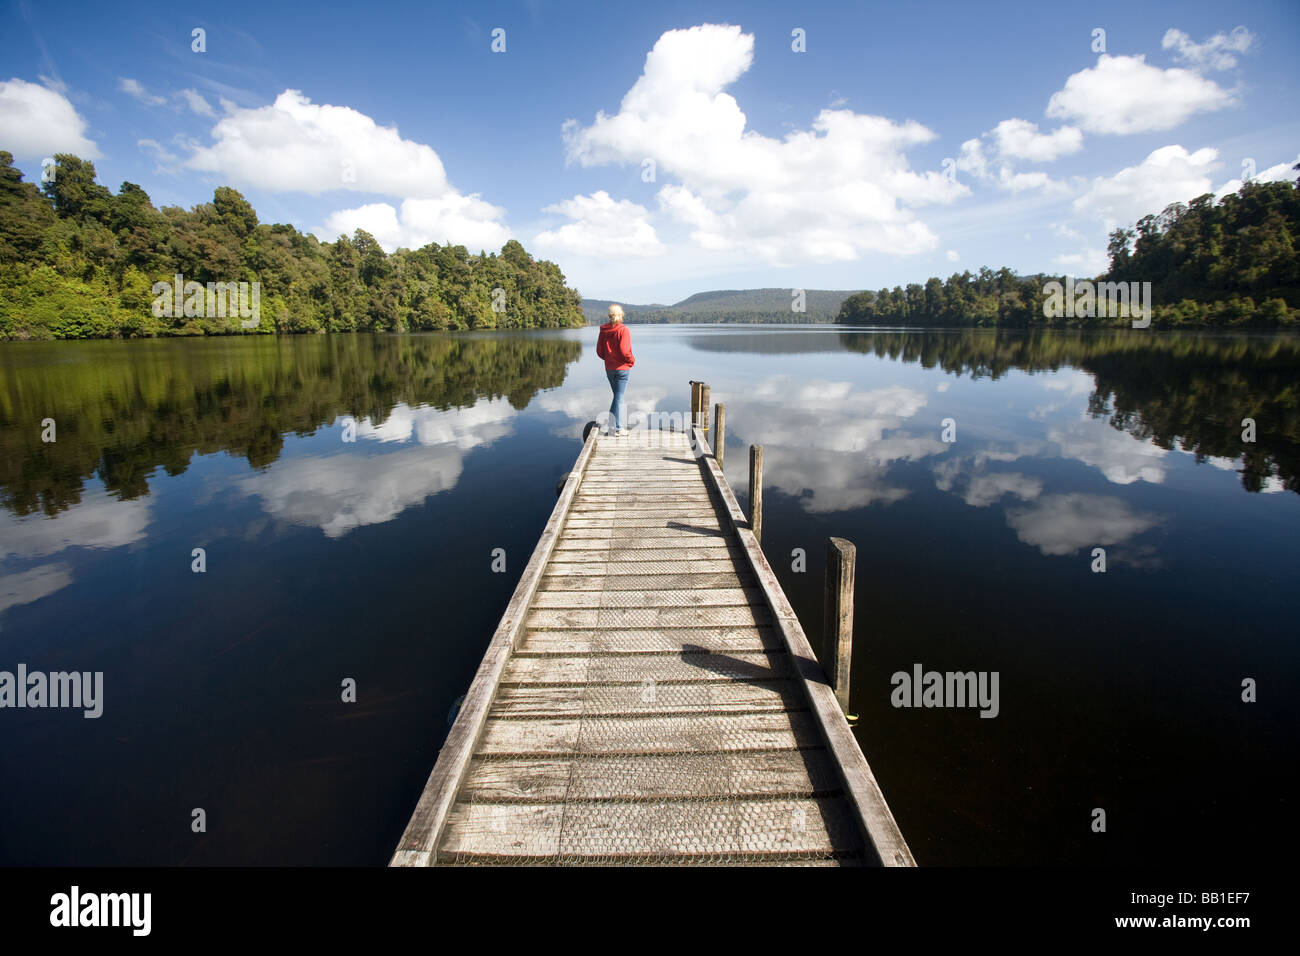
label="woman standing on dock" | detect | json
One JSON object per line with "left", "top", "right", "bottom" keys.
{"left": 596, "top": 304, "right": 635, "bottom": 435}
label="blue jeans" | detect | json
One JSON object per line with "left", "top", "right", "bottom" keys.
{"left": 606, "top": 369, "right": 629, "bottom": 430}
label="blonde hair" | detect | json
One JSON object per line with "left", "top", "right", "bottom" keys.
{"left": 608, "top": 304, "right": 624, "bottom": 323}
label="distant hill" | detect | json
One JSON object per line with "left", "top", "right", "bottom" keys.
{"left": 580, "top": 298, "right": 667, "bottom": 324}
{"left": 580, "top": 288, "right": 857, "bottom": 324}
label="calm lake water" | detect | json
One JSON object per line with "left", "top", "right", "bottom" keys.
{"left": 1, "top": 326, "right": 1296, "bottom": 865}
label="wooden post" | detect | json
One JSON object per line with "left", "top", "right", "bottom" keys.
{"left": 689, "top": 381, "right": 701, "bottom": 430}
{"left": 748, "top": 444, "right": 763, "bottom": 544}
{"left": 699, "top": 384, "right": 710, "bottom": 433}
{"left": 713, "top": 402, "right": 726, "bottom": 468}
{"left": 823, "top": 537, "right": 856, "bottom": 714}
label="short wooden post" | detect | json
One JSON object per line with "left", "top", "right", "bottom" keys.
{"left": 748, "top": 444, "right": 763, "bottom": 544}
{"left": 823, "top": 537, "right": 856, "bottom": 714}
{"left": 713, "top": 402, "right": 726, "bottom": 468}
{"left": 689, "top": 381, "right": 701, "bottom": 430}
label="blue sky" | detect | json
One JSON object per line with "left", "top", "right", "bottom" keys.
{"left": 2, "top": 0, "right": 1297, "bottom": 303}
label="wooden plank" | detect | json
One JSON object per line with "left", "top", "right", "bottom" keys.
{"left": 488, "top": 679, "right": 806, "bottom": 717}
{"left": 478, "top": 710, "right": 823, "bottom": 756}
{"left": 523, "top": 605, "right": 774, "bottom": 628}
{"left": 457, "top": 748, "right": 843, "bottom": 800}
{"left": 560, "top": 520, "right": 723, "bottom": 530}
{"left": 538, "top": 572, "right": 756, "bottom": 591}
{"left": 578, "top": 482, "right": 710, "bottom": 489}
{"left": 547, "top": 549, "right": 743, "bottom": 563}
{"left": 583, "top": 462, "right": 702, "bottom": 469}
{"left": 568, "top": 508, "right": 721, "bottom": 518}
{"left": 554, "top": 538, "right": 735, "bottom": 551}
{"left": 583, "top": 462, "right": 701, "bottom": 468}
{"left": 581, "top": 469, "right": 703, "bottom": 475}
{"left": 587, "top": 464, "right": 700, "bottom": 470}
{"left": 501, "top": 649, "right": 790, "bottom": 685}
{"left": 542, "top": 560, "right": 740, "bottom": 574}
{"left": 548, "top": 547, "right": 747, "bottom": 564}
{"left": 574, "top": 489, "right": 712, "bottom": 497}
{"left": 579, "top": 479, "right": 706, "bottom": 485}
{"left": 516, "top": 625, "right": 782, "bottom": 654}
{"left": 438, "top": 803, "right": 564, "bottom": 858}
{"left": 438, "top": 795, "right": 862, "bottom": 859}
{"left": 575, "top": 494, "right": 715, "bottom": 503}
{"left": 530, "top": 587, "right": 765, "bottom": 608}
{"left": 570, "top": 500, "right": 717, "bottom": 508}
{"left": 389, "top": 426, "right": 600, "bottom": 867}
{"left": 583, "top": 465, "right": 702, "bottom": 471}
{"left": 569, "top": 508, "right": 719, "bottom": 517}
{"left": 590, "top": 449, "right": 691, "bottom": 456}
{"left": 438, "top": 854, "right": 854, "bottom": 867}
{"left": 559, "top": 526, "right": 727, "bottom": 539}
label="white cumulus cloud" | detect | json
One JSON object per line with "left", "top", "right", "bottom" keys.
{"left": 954, "top": 133, "right": 1069, "bottom": 193}
{"left": 558, "top": 23, "right": 965, "bottom": 265}
{"left": 534, "top": 191, "right": 665, "bottom": 258}
{"left": 319, "top": 195, "right": 511, "bottom": 253}
{"left": 990, "top": 118, "right": 1083, "bottom": 162}
{"left": 188, "top": 90, "right": 514, "bottom": 252}
{"left": 0, "top": 77, "right": 100, "bottom": 160}
{"left": 1073, "top": 145, "right": 1219, "bottom": 228}
{"left": 1046, "top": 54, "right": 1235, "bottom": 135}
{"left": 188, "top": 90, "right": 449, "bottom": 195}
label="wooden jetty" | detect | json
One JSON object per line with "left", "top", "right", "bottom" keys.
{"left": 392, "top": 400, "right": 914, "bottom": 866}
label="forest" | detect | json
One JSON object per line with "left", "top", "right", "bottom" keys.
{"left": 837, "top": 174, "right": 1300, "bottom": 328}
{"left": 0, "top": 152, "right": 586, "bottom": 339}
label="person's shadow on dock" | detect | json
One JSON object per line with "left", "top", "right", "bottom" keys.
{"left": 664, "top": 519, "right": 726, "bottom": 537}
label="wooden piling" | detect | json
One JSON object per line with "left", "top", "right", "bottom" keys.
{"left": 823, "top": 537, "right": 856, "bottom": 714}
{"left": 713, "top": 402, "right": 726, "bottom": 469}
{"left": 689, "top": 381, "right": 702, "bottom": 430}
{"left": 749, "top": 444, "right": 763, "bottom": 544}
{"left": 699, "top": 384, "right": 710, "bottom": 433}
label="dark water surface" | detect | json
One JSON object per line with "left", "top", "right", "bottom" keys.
{"left": 1, "top": 327, "right": 1296, "bottom": 865}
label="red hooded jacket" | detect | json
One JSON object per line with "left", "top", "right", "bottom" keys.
{"left": 596, "top": 321, "right": 635, "bottom": 371}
